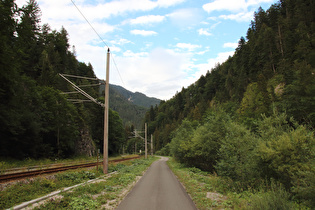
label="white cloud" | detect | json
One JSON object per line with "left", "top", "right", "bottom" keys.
{"left": 203, "top": 0, "right": 247, "bottom": 13}
{"left": 128, "top": 15, "right": 166, "bottom": 25}
{"left": 110, "top": 38, "right": 133, "bottom": 46}
{"left": 203, "top": 0, "right": 274, "bottom": 13}
{"left": 196, "top": 47, "right": 210, "bottom": 55}
{"left": 219, "top": 11, "right": 254, "bottom": 22}
{"left": 192, "top": 51, "right": 235, "bottom": 78}
{"left": 130, "top": 29, "right": 158, "bottom": 36}
{"left": 223, "top": 42, "right": 238, "bottom": 48}
{"left": 198, "top": 28, "right": 212, "bottom": 36}
{"left": 15, "top": 0, "right": 184, "bottom": 23}
{"left": 176, "top": 43, "right": 202, "bottom": 51}
{"left": 75, "top": 0, "right": 184, "bottom": 20}
{"left": 123, "top": 50, "right": 148, "bottom": 57}
{"left": 246, "top": 0, "right": 275, "bottom": 7}
{"left": 156, "top": 0, "right": 186, "bottom": 7}
{"left": 167, "top": 8, "right": 203, "bottom": 28}
{"left": 111, "top": 48, "right": 190, "bottom": 100}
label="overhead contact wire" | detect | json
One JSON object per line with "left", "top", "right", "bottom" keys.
{"left": 70, "top": 0, "right": 126, "bottom": 88}
{"left": 70, "top": 0, "right": 109, "bottom": 48}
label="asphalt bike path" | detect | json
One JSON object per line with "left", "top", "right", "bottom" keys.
{"left": 116, "top": 157, "right": 197, "bottom": 210}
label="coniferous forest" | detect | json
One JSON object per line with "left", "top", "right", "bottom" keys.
{"left": 0, "top": 0, "right": 126, "bottom": 159}
{"left": 143, "top": 0, "right": 314, "bottom": 207}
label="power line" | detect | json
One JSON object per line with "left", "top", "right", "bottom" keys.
{"left": 70, "top": 0, "right": 126, "bottom": 88}
{"left": 70, "top": 0, "right": 109, "bottom": 48}
{"left": 111, "top": 55, "right": 126, "bottom": 87}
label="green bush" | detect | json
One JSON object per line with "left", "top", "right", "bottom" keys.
{"left": 169, "top": 119, "right": 196, "bottom": 164}
{"left": 291, "top": 165, "right": 315, "bottom": 207}
{"left": 216, "top": 121, "right": 259, "bottom": 186}
{"left": 256, "top": 114, "right": 315, "bottom": 190}
{"left": 248, "top": 187, "right": 294, "bottom": 210}
{"left": 168, "top": 110, "right": 314, "bottom": 208}
{"left": 169, "top": 110, "right": 229, "bottom": 171}
{"left": 156, "top": 143, "right": 170, "bottom": 156}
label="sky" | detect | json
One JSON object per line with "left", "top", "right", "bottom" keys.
{"left": 16, "top": 0, "right": 279, "bottom": 100}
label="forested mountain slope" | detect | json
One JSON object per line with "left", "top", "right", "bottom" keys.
{"left": 100, "top": 83, "right": 160, "bottom": 128}
{"left": 108, "top": 84, "right": 148, "bottom": 128}
{"left": 145, "top": 0, "right": 314, "bottom": 151}
{"left": 110, "top": 84, "right": 160, "bottom": 108}
{"left": 0, "top": 0, "right": 125, "bottom": 159}
{"left": 144, "top": 0, "right": 314, "bottom": 207}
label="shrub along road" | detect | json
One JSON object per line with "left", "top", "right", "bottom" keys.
{"left": 116, "top": 157, "right": 197, "bottom": 210}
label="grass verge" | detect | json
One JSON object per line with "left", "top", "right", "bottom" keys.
{"left": 167, "top": 157, "right": 304, "bottom": 210}
{"left": 0, "top": 156, "right": 158, "bottom": 210}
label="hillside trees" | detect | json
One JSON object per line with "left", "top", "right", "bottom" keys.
{"left": 147, "top": 1, "right": 314, "bottom": 206}
{"left": 169, "top": 110, "right": 314, "bottom": 207}
{"left": 0, "top": 0, "right": 125, "bottom": 159}
{"left": 256, "top": 113, "right": 314, "bottom": 190}
{"left": 146, "top": 0, "right": 314, "bottom": 153}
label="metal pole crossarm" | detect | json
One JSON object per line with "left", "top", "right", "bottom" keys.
{"left": 133, "top": 130, "right": 144, "bottom": 140}
{"left": 77, "top": 83, "right": 101, "bottom": 87}
{"left": 67, "top": 99, "right": 92, "bottom": 102}
{"left": 60, "top": 73, "right": 100, "bottom": 81}
{"left": 60, "top": 91, "right": 80, "bottom": 94}
{"left": 59, "top": 73, "right": 104, "bottom": 107}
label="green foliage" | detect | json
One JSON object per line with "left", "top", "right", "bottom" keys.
{"left": 69, "top": 196, "right": 98, "bottom": 210}
{"left": 256, "top": 113, "right": 315, "bottom": 191}
{"left": 169, "top": 119, "right": 197, "bottom": 165}
{"left": 143, "top": 0, "right": 315, "bottom": 207}
{"left": 168, "top": 157, "right": 246, "bottom": 209}
{"left": 155, "top": 143, "right": 170, "bottom": 156}
{"left": 0, "top": 0, "right": 126, "bottom": 159}
{"left": 292, "top": 166, "right": 315, "bottom": 207}
{"left": 146, "top": 0, "right": 314, "bottom": 155}
{"left": 169, "top": 109, "right": 315, "bottom": 208}
{"left": 248, "top": 186, "right": 295, "bottom": 210}
{"left": 216, "top": 121, "right": 259, "bottom": 185}
{"left": 279, "top": 61, "right": 315, "bottom": 125}
{"left": 0, "top": 157, "right": 157, "bottom": 209}
{"left": 170, "top": 110, "right": 231, "bottom": 171}
{"left": 168, "top": 157, "right": 302, "bottom": 210}
{"left": 55, "top": 170, "right": 96, "bottom": 184}
{"left": 108, "top": 84, "right": 149, "bottom": 128}
{"left": 197, "top": 111, "right": 230, "bottom": 165}
{"left": 31, "top": 157, "right": 158, "bottom": 209}
{"left": 0, "top": 168, "right": 99, "bottom": 210}
{"left": 238, "top": 82, "right": 270, "bottom": 119}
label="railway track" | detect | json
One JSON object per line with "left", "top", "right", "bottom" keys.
{"left": 0, "top": 156, "right": 139, "bottom": 183}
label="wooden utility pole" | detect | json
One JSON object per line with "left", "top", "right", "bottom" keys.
{"left": 145, "top": 123, "right": 147, "bottom": 159}
{"left": 103, "top": 48, "right": 110, "bottom": 174}
{"left": 151, "top": 134, "right": 153, "bottom": 156}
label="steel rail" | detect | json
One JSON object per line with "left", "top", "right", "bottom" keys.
{"left": 0, "top": 156, "right": 139, "bottom": 183}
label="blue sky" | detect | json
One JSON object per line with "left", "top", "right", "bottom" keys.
{"left": 17, "top": 0, "right": 279, "bottom": 100}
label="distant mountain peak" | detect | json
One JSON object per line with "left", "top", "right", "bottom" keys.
{"left": 110, "top": 84, "right": 160, "bottom": 108}
{"left": 99, "top": 83, "right": 161, "bottom": 127}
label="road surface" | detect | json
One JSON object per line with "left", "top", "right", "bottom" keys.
{"left": 116, "top": 157, "right": 197, "bottom": 210}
